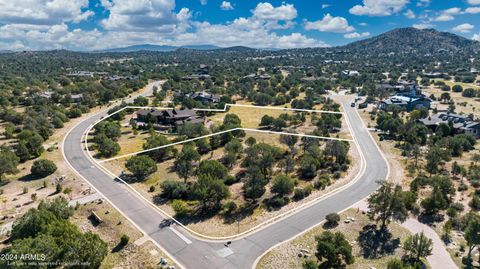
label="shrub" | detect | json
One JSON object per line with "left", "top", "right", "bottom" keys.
{"left": 222, "top": 201, "right": 237, "bottom": 215}
{"left": 120, "top": 234, "right": 130, "bottom": 247}
{"left": 271, "top": 175, "right": 295, "bottom": 197}
{"left": 293, "top": 186, "right": 313, "bottom": 201}
{"left": 268, "top": 196, "right": 289, "bottom": 208}
{"left": 55, "top": 183, "right": 62, "bottom": 194}
{"left": 325, "top": 213, "right": 340, "bottom": 225}
{"left": 31, "top": 159, "right": 57, "bottom": 178}
{"left": 161, "top": 180, "right": 188, "bottom": 199}
{"left": 224, "top": 175, "right": 238, "bottom": 185}
{"left": 171, "top": 199, "right": 190, "bottom": 218}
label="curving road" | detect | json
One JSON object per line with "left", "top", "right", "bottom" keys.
{"left": 62, "top": 85, "right": 388, "bottom": 269}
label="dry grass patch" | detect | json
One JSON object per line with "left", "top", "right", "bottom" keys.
{"left": 257, "top": 208, "right": 415, "bottom": 269}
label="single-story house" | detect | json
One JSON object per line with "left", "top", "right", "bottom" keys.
{"left": 37, "top": 91, "right": 54, "bottom": 99}
{"left": 71, "top": 94, "right": 83, "bottom": 103}
{"left": 342, "top": 70, "right": 360, "bottom": 76}
{"left": 419, "top": 112, "right": 480, "bottom": 138}
{"left": 182, "top": 74, "right": 211, "bottom": 80}
{"left": 379, "top": 95, "right": 431, "bottom": 112}
{"left": 136, "top": 108, "right": 204, "bottom": 129}
{"left": 187, "top": 91, "right": 220, "bottom": 103}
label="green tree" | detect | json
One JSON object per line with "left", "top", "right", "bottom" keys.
{"left": 126, "top": 155, "right": 157, "bottom": 180}
{"left": 193, "top": 175, "right": 230, "bottom": 210}
{"left": 403, "top": 232, "right": 433, "bottom": 264}
{"left": 38, "top": 197, "right": 74, "bottom": 220}
{"left": 31, "top": 159, "right": 57, "bottom": 178}
{"left": 271, "top": 175, "right": 295, "bottom": 197}
{"left": 143, "top": 133, "right": 171, "bottom": 161}
{"left": 326, "top": 140, "right": 348, "bottom": 165}
{"left": 97, "top": 136, "right": 120, "bottom": 157}
{"left": 315, "top": 231, "right": 354, "bottom": 268}
{"left": 325, "top": 213, "right": 341, "bottom": 226}
{"left": 299, "top": 154, "right": 319, "bottom": 180}
{"left": 198, "top": 160, "right": 228, "bottom": 181}
{"left": 420, "top": 187, "right": 448, "bottom": 215}
{"left": 367, "top": 181, "right": 408, "bottom": 229}
{"left": 11, "top": 208, "right": 57, "bottom": 240}
{"left": 464, "top": 214, "right": 480, "bottom": 262}
{"left": 243, "top": 143, "right": 280, "bottom": 178}
{"left": 452, "top": 84, "right": 463, "bottom": 93}
{"left": 0, "top": 146, "right": 19, "bottom": 182}
{"left": 243, "top": 166, "right": 267, "bottom": 201}
{"left": 133, "top": 96, "right": 149, "bottom": 106}
{"left": 174, "top": 144, "right": 200, "bottom": 182}
{"left": 178, "top": 123, "right": 208, "bottom": 138}
{"left": 280, "top": 133, "right": 298, "bottom": 154}
{"left": 425, "top": 146, "right": 450, "bottom": 175}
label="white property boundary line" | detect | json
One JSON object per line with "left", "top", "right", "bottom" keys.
{"left": 82, "top": 104, "right": 366, "bottom": 242}
{"left": 62, "top": 110, "right": 187, "bottom": 269}
{"left": 99, "top": 127, "right": 353, "bottom": 163}
{"left": 251, "top": 100, "right": 392, "bottom": 269}
{"left": 91, "top": 104, "right": 347, "bottom": 163}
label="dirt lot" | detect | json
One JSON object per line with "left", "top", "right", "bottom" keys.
{"left": 102, "top": 129, "right": 362, "bottom": 237}
{"left": 423, "top": 79, "right": 480, "bottom": 115}
{"left": 256, "top": 208, "right": 416, "bottom": 269}
{"left": 72, "top": 200, "right": 178, "bottom": 269}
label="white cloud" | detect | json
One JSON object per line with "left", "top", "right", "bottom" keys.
{"left": 473, "top": 33, "right": 480, "bottom": 41}
{"left": 413, "top": 23, "right": 434, "bottom": 29}
{"left": 322, "top": 4, "right": 330, "bottom": 9}
{"left": 200, "top": 0, "right": 207, "bottom": 5}
{"left": 349, "top": 0, "right": 409, "bottom": 16}
{"left": 252, "top": 2, "right": 297, "bottom": 21}
{"left": 304, "top": 14, "right": 355, "bottom": 33}
{"left": 417, "top": 0, "right": 430, "bottom": 7}
{"left": 0, "top": 23, "right": 102, "bottom": 51}
{"left": 0, "top": 0, "right": 93, "bottom": 25}
{"left": 344, "top": 32, "right": 370, "bottom": 39}
{"left": 452, "top": 23, "right": 474, "bottom": 33}
{"left": 0, "top": 1, "right": 330, "bottom": 50}
{"left": 175, "top": 21, "right": 328, "bottom": 49}
{"left": 468, "top": 0, "right": 480, "bottom": 5}
{"left": 100, "top": 0, "right": 190, "bottom": 33}
{"left": 404, "top": 9, "right": 416, "bottom": 19}
{"left": 359, "top": 22, "right": 368, "bottom": 26}
{"left": 220, "top": 1, "right": 234, "bottom": 10}
{"left": 444, "top": 7, "right": 462, "bottom": 14}
{"left": 434, "top": 14, "right": 454, "bottom": 21}
{"left": 434, "top": 7, "right": 462, "bottom": 21}
{"left": 466, "top": 7, "right": 480, "bottom": 14}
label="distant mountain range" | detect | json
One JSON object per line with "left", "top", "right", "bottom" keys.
{"left": 98, "top": 44, "right": 221, "bottom": 53}
{"left": 3, "top": 27, "right": 479, "bottom": 55}
{"left": 339, "top": 27, "right": 480, "bottom": 54}
{"left": 95, "top": 28, "right": 479, "bottom": 55}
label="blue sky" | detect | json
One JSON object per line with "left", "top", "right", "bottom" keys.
{"left": 0, "top": 0, "right": 480, "bottom": 51}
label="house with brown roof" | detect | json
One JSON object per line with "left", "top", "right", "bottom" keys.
{"left": 135, "top": 108, "right": 205, "bottom": 130}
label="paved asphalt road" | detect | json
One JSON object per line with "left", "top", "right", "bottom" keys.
{"left": 62, "top": 85, "right": 388, "bottom": 269}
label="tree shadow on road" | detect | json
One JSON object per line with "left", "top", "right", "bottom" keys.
{"left": 417, "top": 213, "right": 444, "bottom": 225}
{"left": 357, "top": 224, "right": 400, "bottom": 259}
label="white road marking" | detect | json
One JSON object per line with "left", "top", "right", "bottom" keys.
{"left": 169, "top": 227, "right": 192, "bottom": 244}
{"left": 216, "top": 247, "right": 234, "bottom": 258}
